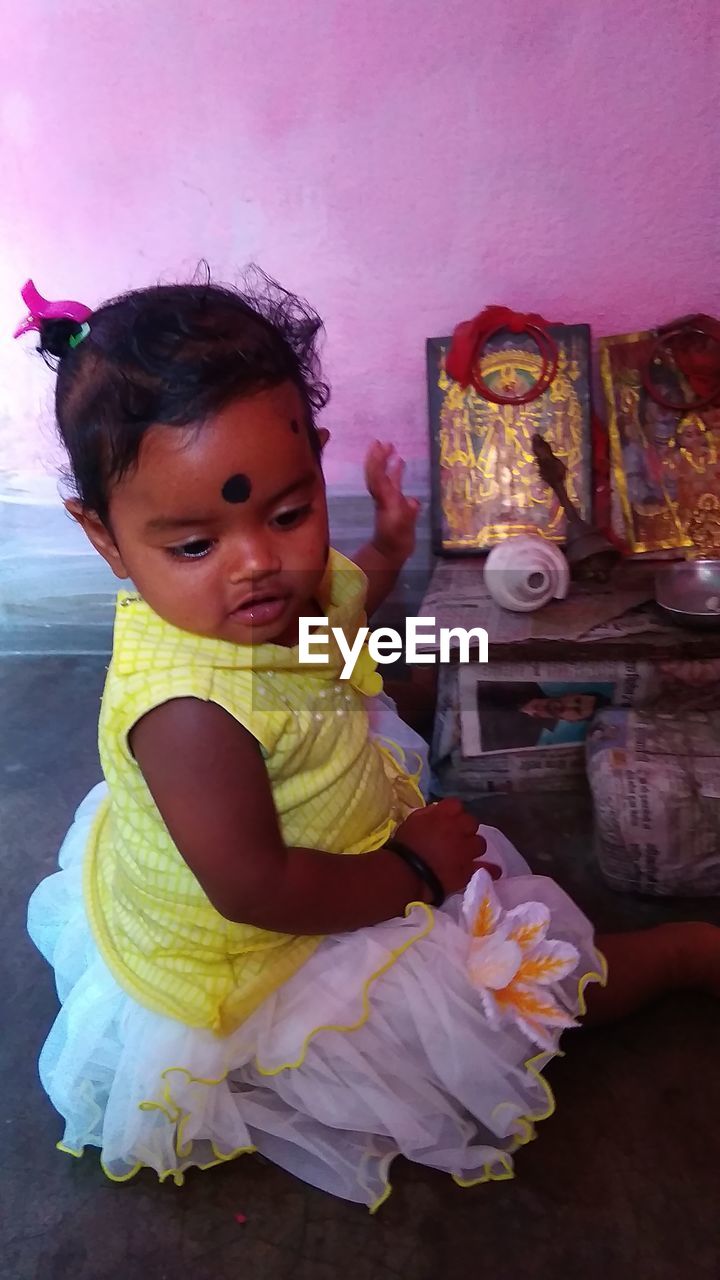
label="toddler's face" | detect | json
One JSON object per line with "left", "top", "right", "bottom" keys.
{"left": 84, "top": 382, "right": 331, "bottom": 645}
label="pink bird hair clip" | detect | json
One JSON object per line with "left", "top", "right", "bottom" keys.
{"left": 13, "top": 279, "right": 93, "bottom": 346}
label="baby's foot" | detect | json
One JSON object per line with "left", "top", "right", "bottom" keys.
{"left": 664, "top": 922, "right": 720, "bottom": 997}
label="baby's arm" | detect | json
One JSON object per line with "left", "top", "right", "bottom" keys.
{"left": 130, "top": 699, "right": 485, "bottom": 933}
{"left": 353, "top": 441, "right": 420, "bottom": 617}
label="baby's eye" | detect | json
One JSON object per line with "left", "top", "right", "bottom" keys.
{"left": 273, "top": 503, "right": 312, "bottom": 529}
{"left": 167, "top": 539, "right": 215, "bottom": 560}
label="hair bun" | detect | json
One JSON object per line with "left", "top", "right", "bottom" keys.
{"left": 39, "top": 317, "right": 87, "bottom": 360}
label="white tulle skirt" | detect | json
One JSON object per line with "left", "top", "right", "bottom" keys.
{"left": 27, "top": 693, "right": 605, "bottom": 1209}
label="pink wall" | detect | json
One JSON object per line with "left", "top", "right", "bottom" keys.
{"left": 1, "top": 0, "right": 718, "bottom": 494}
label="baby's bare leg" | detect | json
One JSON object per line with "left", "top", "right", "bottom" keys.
{"left": 583, "top": 922, "right": 720, "bottom": 1026}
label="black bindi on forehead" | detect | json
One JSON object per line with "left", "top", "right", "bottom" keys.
{"left": 290, "top": 419, "right": 300, "bottom": 433}
{"left": 221, "top": 473, "right": 252, "bottom": 504}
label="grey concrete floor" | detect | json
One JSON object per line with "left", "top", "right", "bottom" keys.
{"left": 2, "top": 653, "right": 720, "bottom": 1280}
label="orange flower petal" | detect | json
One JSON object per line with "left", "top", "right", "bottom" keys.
{"left": 472, "top": 895, "right": 496, "bottom": 938}
{"left": 493, "top": 983, "right": 567, "bottom": 1024}
{"left": 516, "top": 945, "right": 578, "bottom": 986}
{"left": 508, "top": 921, "right": 545, "bottom": 950}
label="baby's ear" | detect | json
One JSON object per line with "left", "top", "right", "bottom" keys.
{"left": 317, "top": 427, "right": 331, "bottom": 451}
{"left": 64, "top": 499, "right": 130, "bottom": 580}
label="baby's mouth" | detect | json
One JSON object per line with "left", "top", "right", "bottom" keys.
{"left": 229, "top": 594, "right": 289, "bottom": 626}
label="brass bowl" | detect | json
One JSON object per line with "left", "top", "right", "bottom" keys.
{"left": 655, "top": 559, "right": 720, "bottom": 628}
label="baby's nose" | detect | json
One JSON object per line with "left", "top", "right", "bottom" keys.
{"left": 228, "top": 537, "right": 281, "bottom": 582}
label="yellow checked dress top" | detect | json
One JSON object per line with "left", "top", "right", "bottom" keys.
{"left": 84, "top": 549, "right": 424, "bottom": 1036}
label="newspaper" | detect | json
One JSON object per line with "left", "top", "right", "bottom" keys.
{"left": 417, "top": 558, "right": 662, "bottom": 648}
{"left": 431, "top": 665, "right": 580, "bottom": 794}
{"left": 587, "top": 704, "right": 720, "bottom": 895}
{"left": 580, "top": 603, "right": 672, "bottom": 641}
{"left": 430, "top": 658, "right": 660, "bottom": 796}
{"left": 456, "top": 660, "right": 656, "bottom": 758}
{"left": 431, "top": 656, "right": 720, "bottom": 796}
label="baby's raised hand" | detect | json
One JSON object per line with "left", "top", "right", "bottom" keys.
{"left": 365, "top": 440, "right": 421, "bottom": 566}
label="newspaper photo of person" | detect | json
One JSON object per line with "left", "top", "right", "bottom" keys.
{"left": 472, "top": 681, "right": 614, "bottom": 754}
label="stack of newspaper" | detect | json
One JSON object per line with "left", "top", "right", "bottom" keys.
{"left": 588, "top": 701, "right": 720, "bottom": 895}
{"left": 430, "top": 658, "right": 662, "bottom": 796}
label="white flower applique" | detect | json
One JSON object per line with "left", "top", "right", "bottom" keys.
{"left": 462, "top": 869, "right": 581, "bottom": 1051}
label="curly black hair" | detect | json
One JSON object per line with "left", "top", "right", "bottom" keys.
{"left": 36, "top": 266, "right": 330, "bottom": 525}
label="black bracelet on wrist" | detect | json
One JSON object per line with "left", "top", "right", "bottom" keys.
{"left": 386, "top": 839, "right": 446, "bottom": 908}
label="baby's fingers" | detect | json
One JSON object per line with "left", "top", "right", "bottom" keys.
{"left": 386, "top": 451, "right": 405, "bottom": 488}
{"left": 364, "top": 440, "right": 393, "bottom": 497}
{"left": 433, "top": 797, "right": 464, "bottom": 816}
{"left": 457, "top": 811, "right": 481, "bottom": 837}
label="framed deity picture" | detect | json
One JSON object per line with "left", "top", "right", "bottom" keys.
{"left": 600, "top": 320, "right": 720, "bottom": 555}
{"left": 427, "top": 323, "right": 593, "bottom": 556}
